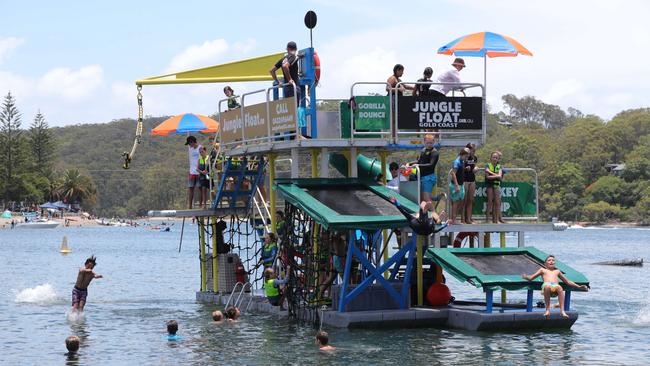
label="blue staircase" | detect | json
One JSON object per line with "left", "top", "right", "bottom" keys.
{"left": 213, "top": 157, "right": 266, "bottom": 210}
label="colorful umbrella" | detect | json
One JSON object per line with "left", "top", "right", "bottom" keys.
{"left": 438, "top": 31, "right": 532, "bottom": 91}
{"left": 151, "top": 113, "right": 219, "bottom": 136}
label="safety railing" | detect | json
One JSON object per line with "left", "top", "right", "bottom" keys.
{"left": 225, "top": 282, "right": 253, "bottom": 312}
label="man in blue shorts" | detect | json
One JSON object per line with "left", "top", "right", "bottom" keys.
{"left": 404, "top": 134, "right": 440, "bottom": 208}
{"left": 449, "top": 148, "right": 469, "bottom": 224}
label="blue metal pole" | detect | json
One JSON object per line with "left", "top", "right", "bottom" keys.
{"left": 526, "top": 289, "right": 534, "bottom": 312}
{"left": 485, "top": 289, "right": 493, "bottom": 313}
{"left": 338, "top": 231, "right": 355, "bottom": 312}
{"left": 564, "top": 290, "right": 571, "bottom": 311}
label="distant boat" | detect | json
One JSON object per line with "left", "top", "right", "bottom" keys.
{"left": 60, "top": 236, "right": 72, "bottom": 254}
{"left": 15, "top": 219, "right": 59, "bottom": 229}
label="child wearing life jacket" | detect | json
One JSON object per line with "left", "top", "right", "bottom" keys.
{"left": 263, "top": 268, "right": 288, "bottom": 310}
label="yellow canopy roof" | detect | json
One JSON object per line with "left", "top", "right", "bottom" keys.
{"left": 135, "top": 51, "right": 285, "bottom": 85}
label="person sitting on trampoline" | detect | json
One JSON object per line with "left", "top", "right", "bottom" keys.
{"left": 389, "top": 197, "right": 447, "bottom": 236}
{"left": 521, "top": 255, "right": 589, "bottom": 318}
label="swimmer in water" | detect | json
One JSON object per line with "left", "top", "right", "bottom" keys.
{"left": 65, "top": 335, "right": 80, "bottom": 359}
{"left": 212, "top": 310, "right": 224, "bottom": 324}
{"left": 71, "top": 256, "right": 103, "bottom": 312}
{"left": 224, "top": 306, "right": 240, "bottom": 322}
{"left": 315, "top": 331, "right": 335, "bottom": 351}
{"left": 522, "top": 255, "right": 589, "bottom": 318}
{"left": 166, "top": 320, "right": 181, "bottom": 341}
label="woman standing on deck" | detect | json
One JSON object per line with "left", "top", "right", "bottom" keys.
{"left": 462, "top": 143, "right": 479, "bottom": 224}
{"left": 485, "top": 151, "right": 505, "bottom": 223}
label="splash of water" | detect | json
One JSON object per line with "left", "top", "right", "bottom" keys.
{"left": 633, "top": 304, "right": 650, "bottom": 325}
{"left": 14, "top": 283, "right": 59, "bottom": 304}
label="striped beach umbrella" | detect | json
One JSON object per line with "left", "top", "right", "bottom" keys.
{"left": 151, "top": 113, "right": 219, "bottom": 136}
{"left": 438, "top": 31, "right": 532, "bottom": 90}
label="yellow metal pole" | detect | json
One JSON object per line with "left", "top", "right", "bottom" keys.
{"left": 211, "top": 217, "right": 218, "bottom": 293}
{"left": 311, "top": 149, "right": 319, "bottom": 178}
{"left": 500, "top": 231, "right": 507, "bottom": 303}
{"left": 380, "top": 151, "right": 389, "bottom": 278}
{"left": 269, "top": 154, "right": 277, "bottom": 233}
{"left": 485, "top": 232, "right": 491, "bottom": 248}
{"left": 199, "top": 217, "right": 207, "bottom": 292}
{"left": 417, "top": 235, "right": 424, "bottom": 306}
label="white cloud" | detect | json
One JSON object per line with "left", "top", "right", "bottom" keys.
{"left": 543, "top": 79, "right": 583, "bottom": 104}
{"left": 0, "top": 37, "right": 24, "bottom": 64}
{"left": 233, "top": 38, "right": 257, "bottom": 55}
{"left": 37, "top": 65, "right": 104, "bottom": 101}
{"left": 0, "top": 70, "right": 32, "bottom": 98}
{"left": 165, "top": 39, "right": 229, "bottom": 73}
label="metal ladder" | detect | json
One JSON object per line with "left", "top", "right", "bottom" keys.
{"left": 225, "top": 282, "right": 254, "bottom": 312}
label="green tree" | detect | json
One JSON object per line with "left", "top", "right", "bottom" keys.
{"left": 583, "top": 201, "right": 622, "bottom": 223}
{"left": 541, "top": 162, "right": 586, "bottom": 220}
{"left": 28, "top": 110, "right": 55, "bottom": 173}
{"left": 586, "top": 175, "right": 626, "bottom": 206}
{"left": 0, "top": 92, "right": 26, "bottom": 201}
{"left": 56, "top": 168, "right": 97, "bottom": 209}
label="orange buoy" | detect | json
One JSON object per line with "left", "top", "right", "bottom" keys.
{"left": 426, "top": 282, "right": 452, "bottom": 306}
{"left": 314, "top": 52, "right": 321, "bottom": 81}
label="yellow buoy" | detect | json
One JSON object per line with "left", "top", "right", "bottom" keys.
{"left": 60, "top": 236, "right": 71, "bottom": 254}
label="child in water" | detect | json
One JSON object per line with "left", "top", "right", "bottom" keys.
{"left": 315, "top": 331, "right": 335, "bottom": 351}
{"left": 65, "top": 335, "right": 80, "bottom": 358}
{"left": 212, "top": 310, "right": 224, "bottom": 324}
{"left": 72, "top": 256, "right": 103, "bottom": 312}
{"left": 224, "top": 306, "right": 240, "bottom": 322}
{"left": 166, "top": 320, "right": 181, "bottom": 341}
{"left": 522, "top": 255, "right": 589, "bottom": 318}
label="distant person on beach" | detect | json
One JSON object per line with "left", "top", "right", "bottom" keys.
{"left": 264, "top": 267, "right": 288, "bottom": 310}
{"left": 315, "top": 331, "right": 335, "bottom": 351}
{"left": 185, "top": 135, "right": 202, "bottom": 209}
{"left": 415, "top": 67, "right": 434, "bottom": 96}
{"left": 166, "top": 320, "right": 181, "bottom": 341}
{"left": 485, "top": 151, "right": 505, "bottom": 223}
{"left": 389, "top": 197, "right": 447, "bottom": 236}
{"left": 223, "top": 86, "right": 240, "bottom": 110}
{"left": 462, "top": 143, "right": 479, "bottom": 224}
{"left": 72, "top": 256, "right": 103, "bottom": 312}
{"left": 65, "top": 335, "right": 80, "bottom": 358}
{"left": 449, "top": 148, "right": 470, "bottom": 224}
{"left": 432, "top": 58, "right": 465, "bottom": 96}
{"left": 212, "top": 310, "right": 224, "bottom": 324}
{"left": 270, "top": 41, "right": 300, "bottom": 99}
{"left": 522, "top": 255, "right": 589, "bottom": 318}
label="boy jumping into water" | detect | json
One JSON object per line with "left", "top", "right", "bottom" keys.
{"left": 522, "top": 255, "right": 589, "bottom": 318}
{"left": 72, "top": 256, "right": 103, "bottom": 312}
{"left": 389, "top": 197, "right": 447, "bottom": 236}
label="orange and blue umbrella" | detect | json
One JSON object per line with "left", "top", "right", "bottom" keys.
{"left": 151, "top": 113, "right": 219, "bottom": 136}
{"left": 437, "top": 31, "right": 532, "bottom": 91}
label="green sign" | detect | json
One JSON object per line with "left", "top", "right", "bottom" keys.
{"left": 472, "top": 182, "right": 537, "bottom": 217}
{"left": 353, "top": 95, "right": 390, "bottom": 130}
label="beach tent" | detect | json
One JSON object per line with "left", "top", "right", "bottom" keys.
{"left": 1, "top": 210, "right": 11, "bottom": 218}
{"left": 52, "top": 201, "right": 70, "bottom": 210}
{"left": 40, "top": 202, "right": 58, "bottom": 209}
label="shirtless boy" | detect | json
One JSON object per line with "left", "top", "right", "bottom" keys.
{"left": 72, "top": 256, "right": 103, "bottom": 312}
{"left": 522, "top": 255, "right": 588, "bottom": 318}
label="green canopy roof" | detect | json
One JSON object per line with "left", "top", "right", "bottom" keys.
{"left": 426, "top": 247, "right": 590, "bottom": 292}
{"left": 275, "top": 178, "right": 420, "bottom": 230}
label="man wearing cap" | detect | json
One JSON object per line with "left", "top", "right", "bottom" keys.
{"left": 185, "top": 135, "right": 202, "bottom": 209}
{"left": 432, "top": 58, "right": 466, "bottom": 96}
{"left": 270, "top": 41, "right": 300, "bottom": 100}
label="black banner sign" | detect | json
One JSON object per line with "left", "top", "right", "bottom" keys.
{"left": 396, "top": 96, "right": 483, "bottom": 130}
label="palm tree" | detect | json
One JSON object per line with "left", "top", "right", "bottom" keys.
{"left": 56, "top": 169, "right": 97, "bottom": 207}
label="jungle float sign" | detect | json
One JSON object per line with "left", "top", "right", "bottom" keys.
{"left": 472, "top": 182, "right": 537, "bottom": 217}
{"left": 397, "top": 96, "right": 482, "bottom": 130}
{"left": 220, "top": 97, "right": 297, "bottom": 143}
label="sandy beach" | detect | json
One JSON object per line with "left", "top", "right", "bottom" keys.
{"left": 0, "top": 215, "right": 100, "bottom": 229}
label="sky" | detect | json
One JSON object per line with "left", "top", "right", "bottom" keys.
{"left": 1, "top": 0, "right": 649, "bottom": 127}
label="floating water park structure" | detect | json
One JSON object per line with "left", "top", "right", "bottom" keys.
{"left": 140, "top": 13, "right": 589, "bottom": 331}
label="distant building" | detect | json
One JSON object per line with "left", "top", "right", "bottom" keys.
{"left": 497, "top": 119, "right": 513, "bottom": 128}
{"left": 605, "top": 163, "right": 625, "bottom": 176}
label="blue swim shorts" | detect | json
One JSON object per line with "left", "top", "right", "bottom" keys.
{"left": 420, "top": 174, "right": 437, "bottom": 194}
{"left": 449, "top": 183, "right": 465, "bottom": 202}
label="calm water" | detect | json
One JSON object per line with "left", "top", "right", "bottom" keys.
{"left": 1, "top": 224, "right": 649, "bottom": 365}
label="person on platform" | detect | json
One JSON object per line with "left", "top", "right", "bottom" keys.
{"left": 270, "top": 41, "right": 300, "bottom": 100}
{"left": 197, "top": 146, "right": 210, "bottom": 209}
{"left": 259, "top": 233, "right": 278, "bottom": 269}
{"left": 462, "top": 143, "right": 480, "bottom": 224}
{"left": 415, "top": 67, "right": 434, "bottom": 96}
{"left": 389, "top": 197, "right": 447, "bottom": 236}
{"left": 386, "top": 162, "right": 408, "bottom": 193}
{"left": 263, "top": 267, "right": 288, "bottom": 310}
{"left": 315, "top": 331, "right": 335, "bottom": 351}
{"left": 71, "top": 256, "right": 103, "bottom": 313}
{"left": 386, "top": 64, "right": 415, "bottom": 96}
{"left": 223, "top": 86, "right": 240, "bottom": 110}
{"left": 404, "top": 134, "right": 440, "bottom": 208}
{"left": 522, "top": 255, "right": 589, "bottom": 318}
{"left": 449, "top": 148, "right": 470, "bottom": 224}
{"left": 485, "top": 151, "right": 505, "bottom": 223}
{"left": 431, "top": 58, "right": 465, "bottom": 96}
{"left": 185, "top": 135, "right": 202, "bottom": 209}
